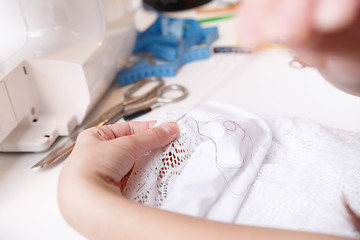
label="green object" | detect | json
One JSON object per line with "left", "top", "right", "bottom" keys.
{"left": 199, "top": 14, "right": 235, "bottom": 23}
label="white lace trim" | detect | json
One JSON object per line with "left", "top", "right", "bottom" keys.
{"left": 122, "top": 113, "right": 203, "bottom": 207}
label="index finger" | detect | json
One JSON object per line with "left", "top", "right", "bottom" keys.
{"left": 88, "top": 121, "right": 157, "bottom": 141}
{"left": 112, "top": 121, "right": 157, "bottom": 137}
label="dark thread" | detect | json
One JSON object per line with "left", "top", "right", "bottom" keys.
{"left": 178, "top": 115, "right": 257, "bottom": 196}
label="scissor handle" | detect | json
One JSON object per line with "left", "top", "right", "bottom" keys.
{"left": 156, "top": 84, "right": 188, "bottom": 103}
{"left": 122, "top": 77, "right": 188, "bottom": 116}
{"left": 124, "top": 77, "right": 164, "bottom": 101}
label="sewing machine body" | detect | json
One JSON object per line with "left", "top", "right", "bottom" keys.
{"left": 0, "top": 0, "right": 136, "bottom": 152}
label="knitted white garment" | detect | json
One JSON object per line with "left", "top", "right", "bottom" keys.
{"left": 235, "top": 116, "right": 360, "bottom": 238}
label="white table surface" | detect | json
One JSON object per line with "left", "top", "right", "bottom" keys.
{"left": 1, "top": 7, "right": 360, "bottom": 240}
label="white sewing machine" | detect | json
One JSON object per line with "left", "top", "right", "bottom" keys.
{"left": 0, "top": 0, "right": 136, "bottom": 152}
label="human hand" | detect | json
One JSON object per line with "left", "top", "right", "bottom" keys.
{"left": 238, "top": 0, "right": 360, "bottom": 96}
{"left": 57, "top": 121, "right": 179, "bottom": 238}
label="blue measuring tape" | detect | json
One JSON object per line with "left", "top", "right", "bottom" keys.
{"left": 117, "top": 15, "right": 219, "bottom": 86}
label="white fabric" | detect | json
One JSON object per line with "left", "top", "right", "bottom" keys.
{"left": 123, "top": 100, "right": 272, "bottom": 222}
{"left": 123, "top": 100, "right": 360, "bottom": 238}
{"left": 159, "top": 101, "right": 272, "bottom": 223}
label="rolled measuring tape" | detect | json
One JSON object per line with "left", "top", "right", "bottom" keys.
{"left": 117, "top": 15, "right": 219, "bottom": 86}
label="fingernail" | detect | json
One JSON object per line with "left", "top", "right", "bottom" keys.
{"left": 160, "top": 122, "right": 179, "bottom": 135}
{"left": 314, "top": 0, "right": 357, "bottom": 32}
{"left": 265, "top": 4, "right": 292, "bottom": 44}
{"left": 238, "top": 21, "right": 260, "bottom": 50}
{"left": 266, "top": 1, "right": 312, "bottom": 45}
{"left": 237, "top": 11, "right": 262, "bottom": 50}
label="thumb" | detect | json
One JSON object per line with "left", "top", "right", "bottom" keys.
{"left": 117, "top": 122, "right": 179, "bottom": 158}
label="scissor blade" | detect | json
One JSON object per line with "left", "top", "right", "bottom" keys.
{"left": 31, "top": 103, "right": 126, "bottom": 170}
{"left": 31, "top": 138, "right": 76, "bottom": 169}
{"left": 124, "top": 106, "right": 152, "bottom": 121}
{"left": 84, "top": 103, "right": 125, "bottom": 127}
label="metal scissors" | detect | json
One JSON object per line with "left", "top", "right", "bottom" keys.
{"left": 32, "top": 77, "right": 188, "bottom": 169}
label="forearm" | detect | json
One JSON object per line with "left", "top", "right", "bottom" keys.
{"left": 58, "top": 169, "right": 353, "bottom": 240}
